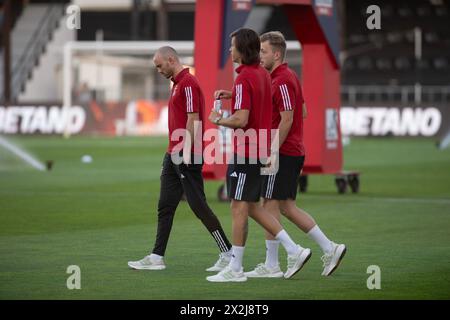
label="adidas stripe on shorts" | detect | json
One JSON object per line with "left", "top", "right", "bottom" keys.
{"left": 262, "top": 154, "right": 305, "bottom": 200}
{"left": 226, "top": 159, "right": 263, "bottom": 202}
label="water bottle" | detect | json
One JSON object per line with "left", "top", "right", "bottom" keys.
{"left": 213, "top": 99, "right": 222, "bottom": 112}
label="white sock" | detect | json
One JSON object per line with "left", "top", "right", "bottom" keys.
{"left": 275, "top": 230, "right": 302, "bottom": 256}
{"left": 149, "top": 253, "right": 163, "bottom": 261}
{"left": 265, "top": 240, "right": 280, "bottom": 268}
{"left": 223, "top": 249, "right": 232, "bottom": 257}
{"left": 307, "top": 225, "right": 333, "bottom": 254}
{"left": 230, "top": 246, "right": 245, "bottom": 272}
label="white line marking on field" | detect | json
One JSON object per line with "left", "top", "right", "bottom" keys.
{"left": 304, "top": 194, "right": 450, "bottom": 205}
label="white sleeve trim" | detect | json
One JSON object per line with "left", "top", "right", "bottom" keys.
{"left": 185, "top": 86, "right": 193, "bottom": 112}
{"left": 234, "top": 84, "right": 242, "bottom": 110}
{"left": 279, "top": 84, "right": 292, "bottom": 111}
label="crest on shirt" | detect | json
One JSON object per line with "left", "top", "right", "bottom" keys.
{"left": 172, "top": 85, "right": 178, "bottom": 97}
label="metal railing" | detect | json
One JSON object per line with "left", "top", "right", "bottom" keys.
{"left": 10, "top": 4, "right": 65, "bottom": 100}
{"left": 342, "top": 85, "right": 450, "bottom": 105}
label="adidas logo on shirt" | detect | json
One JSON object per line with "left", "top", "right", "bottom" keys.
{"left": 230, "top": 172, "right": 238, "bottom": 177}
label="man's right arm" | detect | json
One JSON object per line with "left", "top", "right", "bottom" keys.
{"left": 210, "top": 80, "right": 251, "bottom": 128}
{"left": 216, "top": 109, "right": 249, "bottom": 129}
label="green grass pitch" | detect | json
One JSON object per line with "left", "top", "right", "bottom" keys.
{"left": 0, "top": 136, "right": 449, "bottom": 299}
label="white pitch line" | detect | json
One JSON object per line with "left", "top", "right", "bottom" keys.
{"left": 1, "top": 190, "right": 448, "bottom": 206}
{"left": 303, "top": 194, "right": 450, "bottom": 205}
{"left": 0, "top": 135, "right": 46, "bottom": 171}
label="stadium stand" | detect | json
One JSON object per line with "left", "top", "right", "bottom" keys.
{"left": 1, "top": 0, "right": 449, "bottom": 105}
{"left": 341, "top": 0, "right": 450, "bottom": 105}
{"left": 0, "top": 0, "right": 70, "bottom": 102}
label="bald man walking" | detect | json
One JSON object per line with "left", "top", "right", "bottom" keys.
{"left": 128, "top": 47, "right": 233, "bottom": 271}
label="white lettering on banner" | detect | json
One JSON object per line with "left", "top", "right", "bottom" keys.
{"left": 4, "top": 107, "right": 20, "bottom": 133}
{"left": 353, "top": 108, "right": 371, "bottom": 135}
{"left": 29, "top": 107, "right": 47, "bottom": 133}
{"left": 421, "top": 108, "right": 441, "bottom": 136}
{"left": 380, "top": 108, "right": 400, "bottom": 136}
{"left": 400, "top": 108, "right": 421, "bottom": 136}
{"left": 48, "top": 107, "right": 67, "bottom": 133}
{"left": 0, "top": 106, "right": 86, "bottom": 134}
{"left": 370, "top": 108, "right": 387, "bottom": 135}
{"left": 20, "top": 107, "right": 35, "bottom": 133}
{"left": 341, "top": 107, "right": 442, "bottom": 137}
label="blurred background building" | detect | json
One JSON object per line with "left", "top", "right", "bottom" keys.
{"left": 0, "top": 0, "right": 449, "bottom": 136}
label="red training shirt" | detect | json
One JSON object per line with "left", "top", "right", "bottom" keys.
{"left": 270, "top": 63, "right": 305, "bottom": 157}
{"left": 168, "top": 68, "right": 204, "bottom": 154}
{"left": 231, "top": 63, "right": 272, "bottom": 160}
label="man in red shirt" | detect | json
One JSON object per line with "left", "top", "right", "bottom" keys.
{"left": 207, "top": 28, "right": 311, "bottom": 282}
{"left": 244, "top": 31, "right": 346, "bottom": 278}
{"left": 128, "top": 46, "right": 233, "bottom": 271}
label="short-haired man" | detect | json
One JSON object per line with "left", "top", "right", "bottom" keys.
{"left": 244, "top": 31, "right": 346, "bottom": 278}
{"left": 207, "top": 29, "right": 312, "bottom": 282}
{"left": 128, "top": 46, "right": 233, "bottom": 271}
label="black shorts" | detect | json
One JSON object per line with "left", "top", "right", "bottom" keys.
{"left": 262, "top": 154, "right": 305, "bottom": 200}
{"left": 226, "top": 157, "right": 263, "bottom": 202}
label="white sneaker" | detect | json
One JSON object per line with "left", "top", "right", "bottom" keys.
{"left": 127, "top": 255, "right": 166, "bottom": 270}
{"left": 244, "top": 263, "right": 284, "bottom": 278}
{"left": 206, "top": 252, "right": 232, "bottom": 272}
{"left": 321, "top": 242, "right": 346, "bottom": 276}
{"left": 206, "top": 266, "right": 247, "bottom": 282}
{"left": 284, "top": 246, "right": 312, "bottom": 279}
